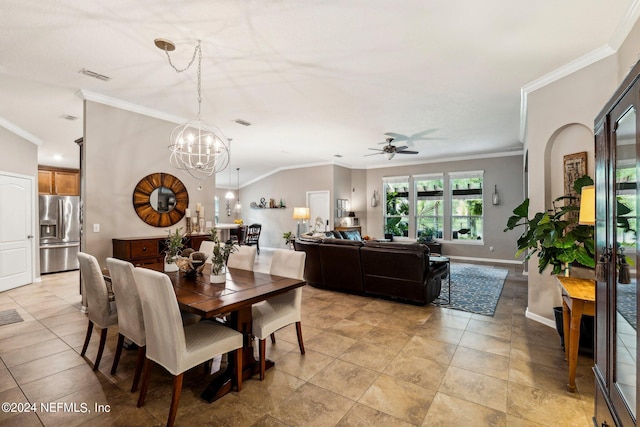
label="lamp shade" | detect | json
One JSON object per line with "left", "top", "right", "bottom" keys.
{"left": 293, "top": 207, "right": 310, "bottom": 220}
{"left": 578, "top": 185, "right": 595, "bottom": 225}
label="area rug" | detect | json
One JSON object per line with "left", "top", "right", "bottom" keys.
{"left": 435, "top": 263, "right": 508, "bottom": 316}
{"left": 0, "top": 309, "right": 24, "bottom": 326}
{"left": 617, "top": 279, "right": 637, "bottom": 330}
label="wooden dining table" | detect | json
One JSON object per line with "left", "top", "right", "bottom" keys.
{"left": 164, "top": 265, "right": 306, "bottom": 402}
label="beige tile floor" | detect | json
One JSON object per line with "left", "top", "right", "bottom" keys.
{"left": 0, "top": 251, "right": 595, "bottom": 426}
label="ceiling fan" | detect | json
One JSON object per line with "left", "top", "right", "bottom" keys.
{"left": 366, "top": 137, "right": 418, "bottom": 160}
{"left": 383, "top": 129, "right": 442, "bottom": 146}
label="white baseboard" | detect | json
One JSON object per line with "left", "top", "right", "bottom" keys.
{"left": 525, "top": 307, "right": 556, "bottom": 329}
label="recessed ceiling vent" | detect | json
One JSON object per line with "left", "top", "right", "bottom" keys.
{"left": 79, "top": 68, "right": 111, "bottom": 81}
{"left": 61, "top": 114, "right": 79, "bottom": 121}
{"left": 334, "top": 154, "right": 343, "bottom": 158}
{"left": 233, "top": 119, "right": 251, "bottom": 126}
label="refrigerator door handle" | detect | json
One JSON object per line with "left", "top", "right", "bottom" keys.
{"left": 58, "top": 199, "right": 64, "bottom": 239}
{"left": 40, "top": 243, "right": 79, "bottom": 249}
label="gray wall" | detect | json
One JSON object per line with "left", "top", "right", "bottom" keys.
{"left": 235, "top": 154, "right": 524, "bottom": 262}
{"left": 240, "top": 165, "right": 334, "bottom": 249}
{"left": 83, "top": 101, "right": 217, "bottom": 267}
{"left": 365, "top": 154, "right": 524, "bottom": 262}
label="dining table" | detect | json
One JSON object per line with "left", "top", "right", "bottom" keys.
{"left": 162, "top": 265, "right": 305, "bottom": 402}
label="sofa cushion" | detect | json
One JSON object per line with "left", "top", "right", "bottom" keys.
{"left": 363, "top": 241, "right": 430, "bottom": 253}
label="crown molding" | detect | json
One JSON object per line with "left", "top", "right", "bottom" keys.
{"left": 0, "top": 116, "right": 43, "bottom": 146}
{"left": 519, "top": 45, "right": 616, "bottom": 143}
{"left": 77, "top": 90, "right": 187, "bottom": 125}
{"left": 609, "top": 0, "right": 640, "bottom": 51}
{"left": 363, "top": 149, "right": 524, "bottom": 170}
{"left": 519, "top": 0, "right": 640, "bottom": 143}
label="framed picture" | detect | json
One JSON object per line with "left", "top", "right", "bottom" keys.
{"left": 563, "top": 152, "right": 587, "bottom": 200}
{"left": 563, "top": 152, "right": 587, "bottom": 223}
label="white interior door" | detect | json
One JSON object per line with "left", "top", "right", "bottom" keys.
{"left": 0, "top": 173, "right": 34, "bottom": 291}
{"left": 307, "top": 190, "right": 331, "bottom": 231}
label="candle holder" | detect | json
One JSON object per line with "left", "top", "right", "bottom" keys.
{"left": 185, "top": 217, "right": 192, "bottom": 235}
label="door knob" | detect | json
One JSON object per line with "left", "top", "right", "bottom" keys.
{"left": 27, "top": 235, "right": 34, "bottom": 239}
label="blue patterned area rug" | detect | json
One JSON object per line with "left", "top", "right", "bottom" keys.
{"left": 436, "top": 263, "right": 508, "bottom": 316}
{"left": 617, "top": 279, "right": 637, "bottom": 330}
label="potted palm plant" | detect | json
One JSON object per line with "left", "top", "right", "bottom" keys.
{"left": 207, "top": 227, "right": 238, "bottom": 283}
{"left": 164, "top": 227, "right": 185, "bottom": 272}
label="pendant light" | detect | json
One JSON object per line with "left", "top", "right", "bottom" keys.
{"left": 234, "top": 168, "right": 241, "bottom": 212}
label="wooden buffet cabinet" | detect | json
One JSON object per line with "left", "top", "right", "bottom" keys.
{"left": 112, "top": 234, "right": 210, "bottom": 268}
{"left": 38, "top": 166, "right": 80, "bottom": 196}
{"left": 593, "top": 59, "right": 640, "bottom": 426}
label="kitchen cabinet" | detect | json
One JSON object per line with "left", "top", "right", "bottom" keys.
{"left": 38, "top": 167, "right": 80, "bottom": 196}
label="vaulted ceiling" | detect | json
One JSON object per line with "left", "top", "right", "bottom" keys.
{"left": 0, "top": 0, "right": 635, "bottom": 187}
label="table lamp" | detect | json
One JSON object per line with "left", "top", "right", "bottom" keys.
{"left": 578, "top": 185, "right": 594, "bottom": 225}
{"left": 293, "top": 207, "right": 310, "bottom": 237}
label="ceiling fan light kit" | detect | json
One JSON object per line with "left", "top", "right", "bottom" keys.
{"left": 156, "top": 38, "right": 230, "bottom": 179}
{"left": 366, "top": 137, "right": 419, "bottom": 160}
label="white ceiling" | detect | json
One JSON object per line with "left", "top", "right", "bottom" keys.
{"left": 0, "top": 0, "right": 636, "bottom": 188}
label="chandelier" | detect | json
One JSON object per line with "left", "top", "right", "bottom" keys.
{"left": 155, "top": 38, "right": 230, "bottom": 179}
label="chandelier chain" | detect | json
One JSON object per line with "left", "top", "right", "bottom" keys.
{"left": 162, "top": 40, "right": 202, "bottom": 119}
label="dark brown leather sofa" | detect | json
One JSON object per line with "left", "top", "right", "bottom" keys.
{"left": 294, "top": 238, "right": 447, "bottom": 305}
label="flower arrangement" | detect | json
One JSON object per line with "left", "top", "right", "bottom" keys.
{"left": 234, "top": 219, "right": 244, "bottom": 225}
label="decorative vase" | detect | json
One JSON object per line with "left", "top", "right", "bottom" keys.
{"left": 164, "top": 255, "right": 179, "bottom": 272}
{"left": 210, "top": 265, "right": 226, "bottom": 284}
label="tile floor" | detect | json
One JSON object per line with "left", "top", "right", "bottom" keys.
{"left": 0, "top": 251, "right": 595, "bottom": 426}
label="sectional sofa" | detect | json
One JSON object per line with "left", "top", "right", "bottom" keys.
{"left": 293, "top": 237, "right": 448, "bottom": 305}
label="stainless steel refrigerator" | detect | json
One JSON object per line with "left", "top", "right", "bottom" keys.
{"left": 39, "top": 195, "right": 81, "bottom": 274}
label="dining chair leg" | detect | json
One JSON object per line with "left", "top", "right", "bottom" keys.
{"left": 80, "top": 320, "right": 94, "bottom": 357}
{"left": 259, "top": 338, "right": 266, "bottom": 381}
{"left": 167, "top": 373, "right": 184, "bottom": 427}
{"left": 235, "top": 348, "right": 243, "bottom": 391}
{"left": 93, "top": 327, "right": 109, "bottom": 371}
{"left": 296, "top": 321, "right": 305, "bottom": 355}
{"left": 137, "top": 358, "right": 153, "bottom": 407}
{"left": 270, "top": 333, "right": 276, "bottom": 344}
{"left": 131, "top": 346, "right": 146, "bottom": 393}
{"left": 111, "top": 333, "right": 125, "bottom": 375}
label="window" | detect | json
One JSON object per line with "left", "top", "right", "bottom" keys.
{"left": 415, "top": 174, "right": 444, "bottom": 240}
{"left": 383, "top": 176, "right": 409, "bottom": 237}
{"left": 450, "top": 172, "right": 483, "bottom": 241}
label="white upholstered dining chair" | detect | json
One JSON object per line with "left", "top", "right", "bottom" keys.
{"left": 252, "top": 249, "right": 306, "bottom": 380}
{"left": 198, "top": 240, "right": 215, "bottom": 264}
{"left": 78, "top": 252, "right": 118, "bottom": 371}
{"left": 133, "top": 267, "right": 243, "bottom": 427}
{"left": 227, "top": 245, "right": 257, "bottom": 271}
{"left": 105, "top": 257, "right": 145, "bottom": 392}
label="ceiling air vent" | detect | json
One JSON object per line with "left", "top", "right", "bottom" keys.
{"left": 61, "top": 114, "right": 79, "bottom": 121}
{"left": 233, "top": 119, "right": 251, "bottom": 126}
{"left": 79, "top": 68, "right": 111, "bottom": 81}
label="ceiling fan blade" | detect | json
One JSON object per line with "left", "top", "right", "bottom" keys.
{"left": 384, "top": 132, "right": 408, "bottom": 141}
{"left": 395, "top": 146, "right": 409, "bottom": 151}
{"left": 364, "top": 152, "right": 383, "bottom": 157}
{"left": 410, "top": 129, "right": 438, "bottom": 138}
{"left": 368, "top": 148, "right": 383, "bottom": 151}
{"left": 397, "top": 150, "right": 419, "bottom": 154}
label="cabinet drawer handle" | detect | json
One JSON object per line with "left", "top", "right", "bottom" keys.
{"left": 142, "top": 247, "right": 147, "bottom": 251}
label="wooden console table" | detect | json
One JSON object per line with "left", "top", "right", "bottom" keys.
{"left": 556, "top": 276, "right": 595, "bottom": 392}
{"left": 112, "top": 234, "right": 210, "bottom": 268}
